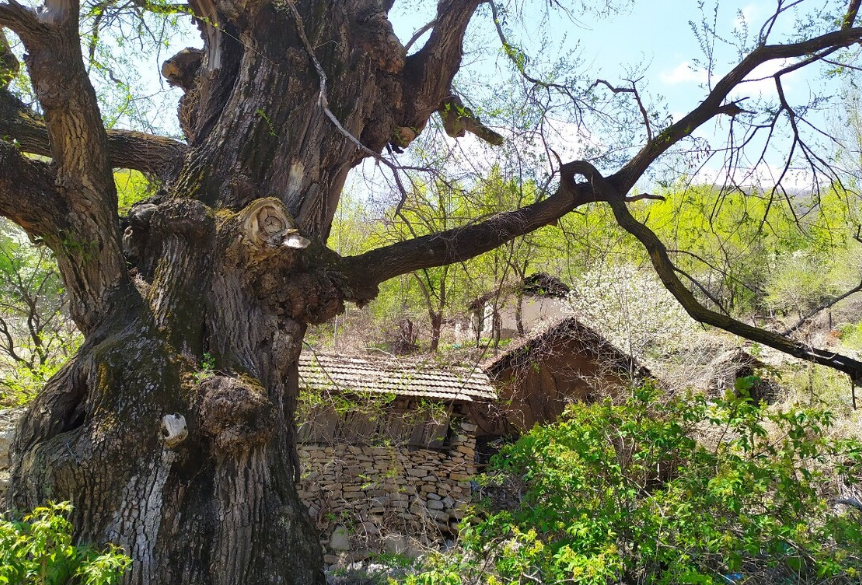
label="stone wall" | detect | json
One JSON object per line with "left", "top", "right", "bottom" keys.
{"left": 298, "top": 422, "right": 477, "bottom": 563}
{"left": 0, "top": 409, "right": 478, "bottom": 563}
{"left": 0, "top": 408, "right": 22, "bottom": 502}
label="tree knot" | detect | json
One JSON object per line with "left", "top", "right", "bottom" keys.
{"left": 198, "top": 374, "right": 276, "bottom": 453}
{"left": 241, "top": 198, "right": 310, "bottom": 250}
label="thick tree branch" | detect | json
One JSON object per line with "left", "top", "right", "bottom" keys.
{"left": 401, "top": 0, "right": 482, "bottom": 127}
{"left": 341, "top": 165, "right": 590, "bottom": 302}
{"left": 610, "top": 26, "right": 862, "bottom": 193}
{"left": 0, "top": 28, "right": 18, "bottom": 87}
{"left": 0, "top": 3, "right": 46, "bottom": 38}
{"left": 438, "top": 93, "right": 505, "bottom": 145}
{"left": 0, "top": 90, "right": 187, "bottom": 175}
{"left": 3, "top": 0, "right": 131, "bottom": 333}
{"left": 571, "top": 160, "right": 862, "bottom": 384}
{"left": 844, "top": 0, "right": 862, "bottom": 29}
{"left": 0, "top": 140, "right": 70, "bottom": 239}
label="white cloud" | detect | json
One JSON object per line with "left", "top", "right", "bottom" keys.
{"left": 693, "top": 162, "right": 815, "bottom": 192}
{"left": 728, "top": 58, "right": 800, "bottom": 100}
{"left": 660, "top": 61, "right": 709, "bottom": 85}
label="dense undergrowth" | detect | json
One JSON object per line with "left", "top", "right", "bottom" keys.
{"left": 0, "top": 502, "right": 130, "bottom": 585}
{"left": 403, "top": 385, "right": 862, "bottom": 585}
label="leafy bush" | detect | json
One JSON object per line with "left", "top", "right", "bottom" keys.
{"left": 839, "top": 321, "right": 862, "bottom": 350}
{"left": 0, "top": 502, "right": 131, "bottom": 585}
{"left": 407, "top": 386, "right": 862, "bottom": 585}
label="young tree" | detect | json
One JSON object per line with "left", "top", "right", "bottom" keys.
{"left": 0, "top": 219, "right": 79, "bottom": 403}
{"left": 2, "top": 2, "right": 862, "bottom": 585}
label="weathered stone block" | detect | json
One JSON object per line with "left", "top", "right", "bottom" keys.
{"left": 330, "top": 525, "right": 351, "bottom": 551}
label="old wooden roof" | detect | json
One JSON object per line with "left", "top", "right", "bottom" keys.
{"left": 482, "top": 316, "right": 650, "bottom": 379}
{"left": 298, "top": 352, "right": 497, "bottom": 403}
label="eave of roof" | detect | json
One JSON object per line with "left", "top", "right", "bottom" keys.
{"left": 482, "top": 316, "right": 650, "bottom": 379}
{"left": 298, "top": 353, "right": 497, "bottom": 403}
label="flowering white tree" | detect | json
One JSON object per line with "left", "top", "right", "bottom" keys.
{"left": 566, "top": 264, "right": 699, "bottom": 361}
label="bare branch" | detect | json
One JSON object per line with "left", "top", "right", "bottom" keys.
{"left": 624, "top": 193, "right": 665, "bottom": 202}
{"left": 591, "top": 78, "right": 653, "bottom": 142}
{"left": 571, "top": 159, "right": 862, "bottom": 384}
{"left": 404, "top": 18, "right": 435, "bottom": 53}
{"left": 611, "top": 27, "right": 862, "bottom": 193}
{"left": 783, "top": 280, "right": 862, "bottom": 336}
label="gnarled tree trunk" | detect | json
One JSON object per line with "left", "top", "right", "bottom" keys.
{"left": 4, "top": 1, "right": 862, "bottom": 584}
{"left": 1, "top": 2, "right": 488, "bottom": 583}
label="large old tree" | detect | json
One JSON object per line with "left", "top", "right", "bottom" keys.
{"left": 2, "top": 0, "right": 862, "bottom": 583}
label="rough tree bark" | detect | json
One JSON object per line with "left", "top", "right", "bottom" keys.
{"left": 0, "top": 1, "right": 488, "bottom": 584}
{"left": 2, "top": 1, "right": 862, "bottom": 585}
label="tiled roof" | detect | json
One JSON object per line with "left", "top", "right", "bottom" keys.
{"left": 482, "top": 316, "right": 649, "bottom": 379}
{"left": 298, "top": 352, "right": 496, "bottom": 403}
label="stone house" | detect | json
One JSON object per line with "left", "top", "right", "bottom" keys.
{"left": 0, "top": 353, "right": 494, "bottom": 563}
{"left": 295, "top": 352, "right": 496, "bottom": 562}
{"left": 465, "top": 273, "right": 570, "bottom": 343}
{"left": 473, "top": 317, "right": 649, "bottom": 439}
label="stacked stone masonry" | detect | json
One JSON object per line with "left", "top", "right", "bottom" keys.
{"left": 298, "top": 423, "right": 478, "bottom": 561}
{"left": 0, "top": 408, "right": 21, "bottom": 500}
{"left": 0, "top": 410, "right": 477, "bottom": 562}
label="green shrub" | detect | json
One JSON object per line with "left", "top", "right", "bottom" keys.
{"left": 407, "top": 385, "right": 862, "bottom": 585}
{"left": 0, "top": 502, "right": 131, "bottom": 585}
{"left": 839, "top": 321, "right": 862, "bottom": 350}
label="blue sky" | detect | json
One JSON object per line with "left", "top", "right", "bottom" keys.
{"left": 380, "top": 1, "right": 851, "bottom": 191}
{"left": 6, "top": 0, "right": 841, "bottom": 191}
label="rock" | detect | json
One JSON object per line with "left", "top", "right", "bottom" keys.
{"left": 0, "top": 473, "right": 9, "bottom": 500}
{"left": 370, "top": 496, "right": 389, "bottom": 507}
{"left": 323, "top": 554, "right": 340, "bottom": 565}
{"left": 426, "top": 499, "right": 445, "bottom": 510}
{"left": 442, "top": 496, "right": 455, "bottom": 508}
{"left": 359, "top": 521, "right": 379, "bottom": 536}
{"left": 460, "top": 422, "right": 478, "bottom": 432}
{"left": 426, "top": 492, "right": 441, "bottom": 500}
{"left": 349, "top": 550, "right": 372, "bottom": 562}
{"left": 429, "top": 510, "right": 450, "bottom": 521}
{"left": 383, "top": 534, "right": 409, "bottom": 555}
{"left": 330, "top": 525, "right": 351, "bottom": 551}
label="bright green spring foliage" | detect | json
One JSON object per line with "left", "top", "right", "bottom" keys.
{"left": 0, "top": 502, "right": 131, "bottom": 585}
{"left": 0, "top": 221, "right": 82, "bottom": 406}
{"left": 408, "top": 386, "right": 862, "bottom": 585}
